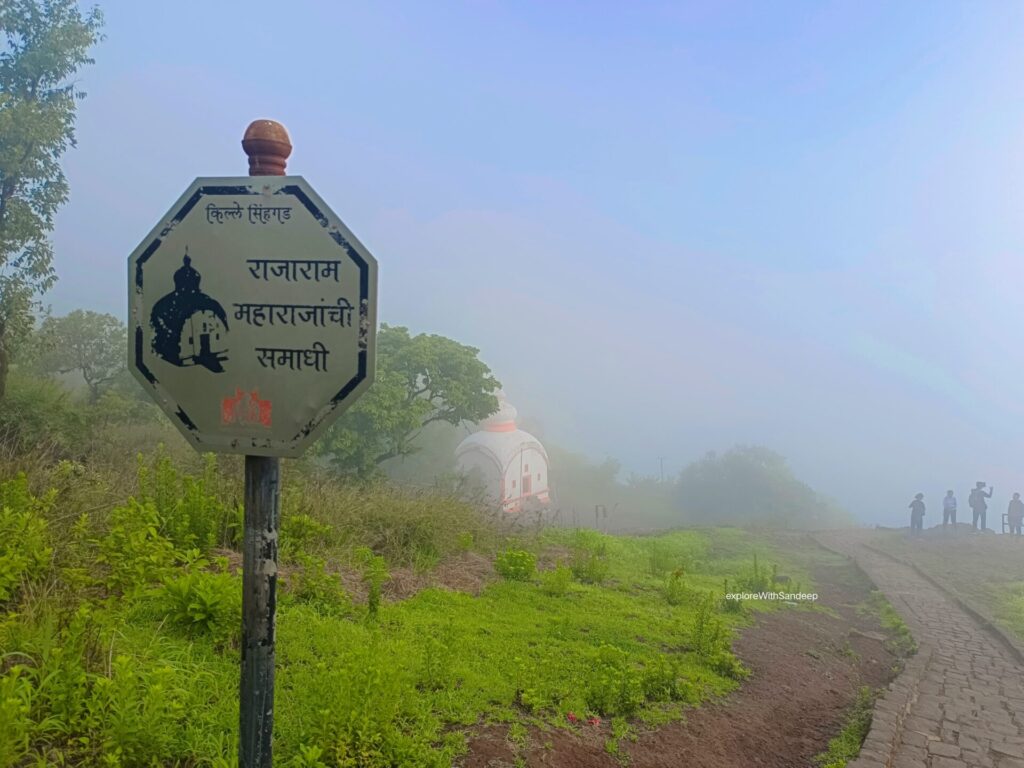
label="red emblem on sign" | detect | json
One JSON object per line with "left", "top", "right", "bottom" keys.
{"left": 222, "top": 388, "right": 272, "bottom": 427}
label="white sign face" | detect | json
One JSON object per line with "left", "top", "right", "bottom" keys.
{"left": 128, "top": 176, "right": 378, "bottom": 457}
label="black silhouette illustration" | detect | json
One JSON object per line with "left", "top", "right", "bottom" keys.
{"left": 150, "top": 251, "right": 229, "bottom": 373}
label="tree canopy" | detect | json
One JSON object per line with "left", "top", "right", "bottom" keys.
{"left": 316, "top": 324, "right": 501, "bottom": 477}
{"left": 0, "top": 0, "right": 103, "bottom": 396}
{"left": 29, "top": 309, "right": 125, "bottom": 402}
{"left": 674, "top": 445, "right": 850, "bottom": 528}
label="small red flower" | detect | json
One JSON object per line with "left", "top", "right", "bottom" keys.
{"left": 566, "top": 712, "right": 579, "bottom": 724}
{"left": 587, "top": 716, "right": 601, "bottom": 727}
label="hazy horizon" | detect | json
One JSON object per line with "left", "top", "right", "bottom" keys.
{"left": 48, "top": 1, "right": 1024, "bottom": 526}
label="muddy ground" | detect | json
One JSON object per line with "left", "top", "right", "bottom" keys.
{"left": 460, "top": 534, "right": 906, "bottom": 768}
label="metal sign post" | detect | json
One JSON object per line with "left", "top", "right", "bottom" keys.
{"left": 238, "top": 122, "right": 288, "bottom": 768}
{"left": 127, "top": 119, "right": 379, "bottom": 768}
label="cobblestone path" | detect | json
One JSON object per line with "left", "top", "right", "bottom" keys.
{"left": 816, "top": 533, "right": 1024, "bottom": 768}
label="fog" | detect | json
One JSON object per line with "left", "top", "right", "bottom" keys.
{"left": 49, "top": 1, "right": 1024, "bottom": 527}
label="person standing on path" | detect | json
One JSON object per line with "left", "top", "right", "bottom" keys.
{"left": 942, "top": 490, "right": 957, "bottom": 530}
{"left": 909, "top": 493, "right": 926, "bottom": 535}
{"left": 1008, "top": 493, "right": 1024, "bottom": 536}
{"left": 969, "top": 481, "right": 993, "bottom": 531}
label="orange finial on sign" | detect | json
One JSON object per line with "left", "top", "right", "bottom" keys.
{"left": 242, "top": 119, "right": 292, "bottom": 176}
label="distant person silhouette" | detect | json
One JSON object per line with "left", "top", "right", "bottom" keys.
{"left": 1008, "top": 493, "right": 1023, "bottom": 536}
{"left": 969, "top": 482, "right": 993, "bottom": 531}
{"left": 942, "top": 490, "right": 957, "bottom": 530}
{"left": 909, "top": 493, "right": 925, "bottom": 535}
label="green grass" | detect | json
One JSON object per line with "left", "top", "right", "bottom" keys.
{"left": 812, "top": 686, "right": 877, "bottom": 768}
{"left": 861, "top": 589, "right": 917, "bottom": 655}
{"left": 993, "top": 581, "right": 1024, "bottom": 642}
{"left": 0, "top": 452, "right": 810, "bottom": 767}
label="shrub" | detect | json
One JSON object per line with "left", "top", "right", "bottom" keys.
{"left": 85, "top": 655, "right": 186, "bottom": 765}
{"left": 647, "top": 540, "right": 675, "bottom": 576}
{"left": 585, "top": 644, "right": 645, "bottom": 717}
{"left": 355, "top": 547, "right": 390, "bottom": 618}
{"left": 640, "top": 655, "right": 700, "bottom": 704}
{"left": 691, "top": 592, "right": 747, "bottom": 680}
{"left": 281, "top": 513, "right": 334, "bottom": 563}
{"left": 419, "top": 629, "right": 456, "bottom": 691}
{"left": 289, "top": 554, "right": 351, "bottom": 617}
{"left": 737, "top": 554, "right": 773, "bottom": 593}
{"left": 286, "top": 475, "right": 494, "bottom": 567}
{"left": 495, "top": 549, "right": 536, "bottom": 582}
{"left": 663, "top": 568, "right": 688, "bottom": 606}
{"left": 539, "top": 564, "right": 572, "bottom": 596}
{"left": 0, "top": 372, "right": 89, "bottom": 456}
{"left": 721, "top": 578, "right": 744, "bottom": 614}
{"left": 158, "top": 571, "right": 241, "bottom": 644}
{"left": 0, "top": 474, "right": 53, "bottom": 603}
{"left": 299, "top": 641, "right": 452, "bottom": 767}
{"left": 0, "top": 667, "right": 32, "bottom": 767}
{"left": 95, "top": 499, "right": 177, "bottom": 594}
{"left": 138, "top": 452, "right": 240, "bottom": 552}
{"left": 569, "top": 530, "right": 610, "bottom": 584}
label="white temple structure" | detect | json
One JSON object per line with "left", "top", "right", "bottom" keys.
{"left": 455, "top": 392, "right": 550, "bottom": 512}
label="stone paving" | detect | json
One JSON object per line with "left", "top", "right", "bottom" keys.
{"left": 817, "top": 533, "right": 1024, "bottom": 768}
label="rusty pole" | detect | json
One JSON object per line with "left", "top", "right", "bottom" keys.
{"left": 238, "top": 119, "right": 292, "bottom": 768}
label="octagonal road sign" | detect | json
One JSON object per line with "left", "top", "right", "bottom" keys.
{"left": 128, "top": 176, "right": 378, "bottom": 457}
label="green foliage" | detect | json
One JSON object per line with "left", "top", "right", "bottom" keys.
{"left": 675, "top": 445, "right": 852, "bottom": 528}
{"left": 85, "top": 655, "right": 186, "bottom": 764}
{"left": 866, "top": 590, "right": 917, "bottom": 655}
{"left": 721, "top": 578, "right": 744, "bottom": 613}
{"left": 663, "top": 568, "right": 688, "bottom": 606}
{"left": 27, "top": 310, "right": 126, "bottom": 402}
{"left": 0, "top": 439, "right": 803, "bottom": 765}
{"left": 455, "top": 531, "right": 474, "bottom": 552}
{"left": 0, "top": 473, "right": 52, "bottom": 602}
{"left": 738, "top": 554, "right": 773, "bottom": 592}
{"left": 290, "top": 628, "right": 460, "bottom": 768}
{"left": 281, "top": 513, "right": 334, "bottom": 562}
{"left": 316, "top": 324, "right": 501, "bottom": 477}
{"left": 95, "top": 498, "right": 177, "bottom": 594}
{"left": 691, "top": 591, "right": 747, "bottom": 680}
{"left": 0, "top": 370, "right": 88, "bottom": 453}
{"left": 647, "top": 539, "right": 676, "bottom": 575}
{"left": 538, "top": 564, "right": 572, "bottom": 596}
{"left": 0, "top": 0, "right": 104, "bottom": 394}
{"left": 355, "top": 547, "right": 390, "bottom": 618}
{"left": 585, "top": 644, "right": 645, "bottom": 716}
{"left": 138, "top": 451, "right": 240, "bottom": 552}
{"left": 813, "top": 686, "right": 876, "bottom": 768}
{"left": 288, "top": 553, "right": 351, "bottom": 618}
{"left": 419, "top": 628, "right": 456, "bottom": 691}
{"left": 495, "top": 549, "right": 536, "bottom": 582}
{"left": 0, "top": 666, "right": 32, "bottom": 767}
{"left": 287, "top": 475, "right": 492, "bottom": 567}
{"left": 569, "top": 529, "right": 610, "bottom": 584}
{"left": 640, "top": 655, "right": 700, "bottom": 704}
{"left": 158, "top": 571, "right": 241, "bottom": 644}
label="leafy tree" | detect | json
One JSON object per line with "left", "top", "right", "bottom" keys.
{"left": 317, "top": 324, "right": 500, "bottom": 476}
{"left": 674, "top": 445, "right": 850, "bottom": 528}
{"left": 0, "top": 1, "right": 104, "bottom": 397}
{"left": 29, "top": 308, "right": 125, "bottom": 402}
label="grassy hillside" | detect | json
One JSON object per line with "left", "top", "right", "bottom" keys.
{"left": 0, "top": 444, "right": 809, "bottom": 767}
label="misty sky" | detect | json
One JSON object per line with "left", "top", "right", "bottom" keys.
{"left": 49, "top": 1, "right": 1024, "bottom": 526}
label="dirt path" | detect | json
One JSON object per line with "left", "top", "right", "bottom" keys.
{"left": 463, "top": 537, "right": 902, "bottom": 767}
{"left": 818, "top": 532, "right": 1024, "bottom": 768}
